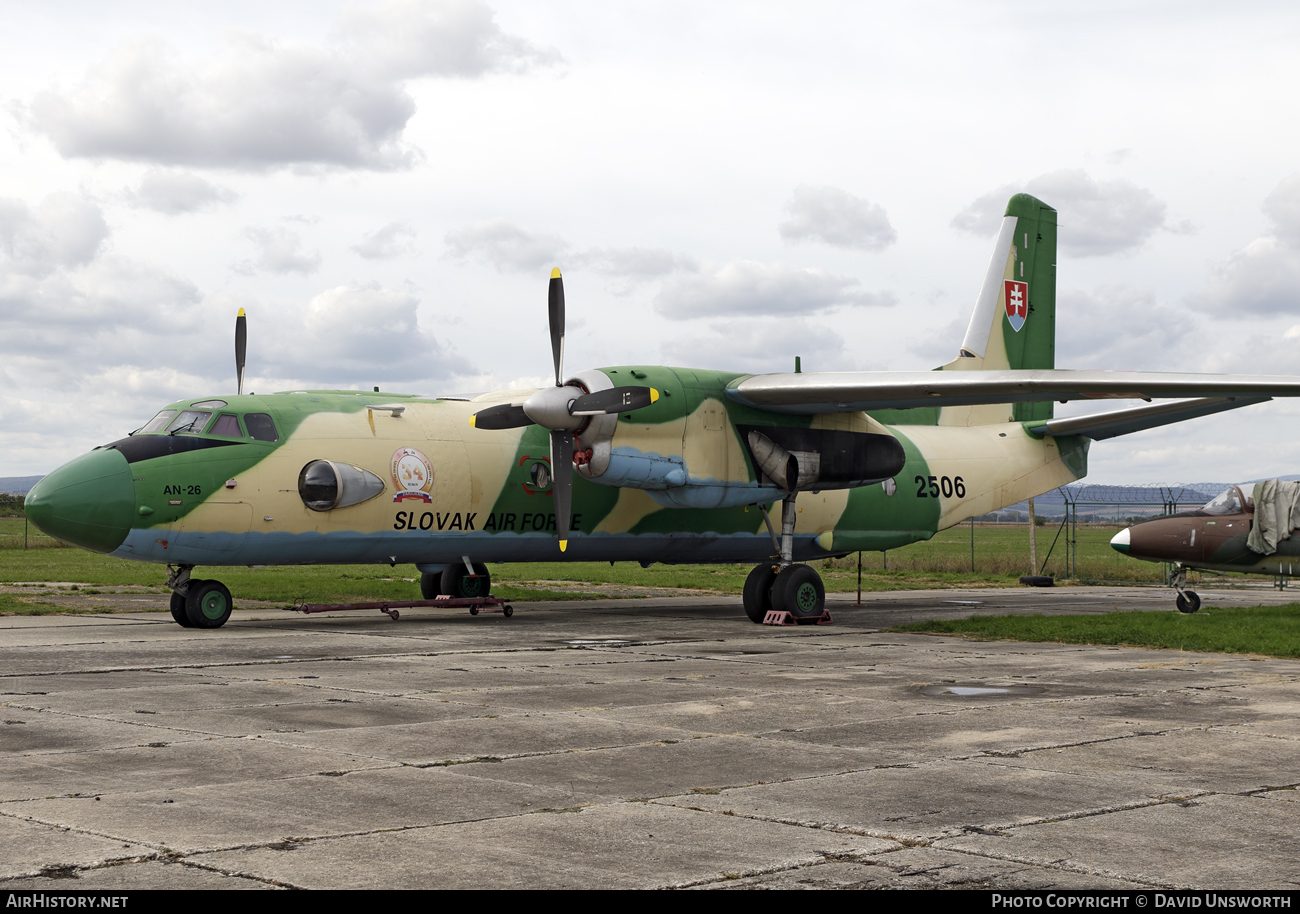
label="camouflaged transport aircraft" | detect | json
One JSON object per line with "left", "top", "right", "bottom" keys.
{"left": 25, "top": 193, "right": 1300, "bottom": 629}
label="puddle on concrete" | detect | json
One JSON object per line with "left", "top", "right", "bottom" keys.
{"left": 564, "top": 640, "right": 632, "bottom": 646}
{"left": 920, "top": 684, "right": 1044, "bottom": 698}
{"left": 943, "top": 601, "right": 984, "bottom": 606}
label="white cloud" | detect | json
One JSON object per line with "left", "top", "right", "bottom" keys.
{"left": 334, "top": 0, "right": 561, "bottom": 80}
{"left": 952, "top": 170, "right": 1169, "bottom": 256}
{"left": 1192, "top": 174, "right": 1300, "bottom": 316}
{"left": 577, "top": 246, "right": 694, "bottom": 279}
{"left": 23, "top": 2, "right": 558, "bottom": 171}
{"left": 128, "top": 169, "right": 237, "bottom": 214}
{"left": 660, "top": 318, "right": 860, "bottom": 373}
{"left": 778, "top": 185, "right": 896, "bottom": 251}
{"left": 234, "top": 226, "right": 321, "bottom": 276}
{"left": 0, "top": 192, "right": 109, "bottom": 275}
{"left": 444, "top": 219, "right": 570, "bottom": 273}
{"left": 654, "top": 260, "right": 894, "bottom": 319}
{"left": 353, "top": 222, "right": 417, "bottom": 260}
{"left": 265, "top": 284, "right": 472, "bottom": 382}
{"left": 1055, "top": 287, "right": 1197, "bottom": 370}
{"left": 1264, "top": 174, "right": 1300, "bottom": 248}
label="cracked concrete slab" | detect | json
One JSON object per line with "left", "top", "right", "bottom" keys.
{"left": 936, "top": 793, "right": 1300, "bottom": 890}
{"left": 193, "top": 802, "right": 896, "bottom": 889}
{"left": 8, "top": 766, "right": 578, "bottom": 852}
{"left": 0, "top": 814, "right": 152, "bottom": 880}
{"left": 655, "top": 758, "right": 1191, "bottom": 841}
{"left": 3, "top": 586, "right": 1298, "bottom": 889}
{"left": 692, "top": 848, "right": 1140, "bottom": 890}
{"left": 980, "top": 727, "right": 1300, "bottom": 794}
{"left": 0, "top": 738, "right": 395, "bottom": 802}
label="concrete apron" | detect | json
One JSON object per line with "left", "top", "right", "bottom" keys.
{"left": 0, "top": 585, "right": 1297, "bottom": 890}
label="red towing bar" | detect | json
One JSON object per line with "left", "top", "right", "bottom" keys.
{"left": 286, "top": 595, "right": 514, "bottom": 621}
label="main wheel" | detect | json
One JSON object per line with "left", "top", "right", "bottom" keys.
{"left": 771, "top": 564, "right": 825, "bottom": 620}
{"left": 185, "top": 579, "right": 233, "bottom": 629}
{"left": 1176, "top": 590, "right": 1201, "bottom": 614}
{"left": 170, "top": 591, "right": 194, "bottom": 627}
{"left": 419, "top": 572, "right": 442, "bottom": 599}
{"left": 441, "top": 563, "right": 491, "bottom": 599}
{"left": 742, "top": 564, "right": 778, "bottom": 623}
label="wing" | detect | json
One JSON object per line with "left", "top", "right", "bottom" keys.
{"left": 724, "top": 370, "right": 1300, "bottom": 415}
{"left": 1029, "top": 396, "right": 1272, "bottom": 440}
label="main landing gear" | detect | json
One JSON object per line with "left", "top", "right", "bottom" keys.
{"left": 1171, "top": 565, "right": 1201, "bottom": 614}
{"left": 167, "top": 565, "right": 233, "bottom": 629}
{"left": 741, "top": 495, "right": 828, "bottom": 624}
{"left": 420, "top": 559, "right": 492, "bottom": 600}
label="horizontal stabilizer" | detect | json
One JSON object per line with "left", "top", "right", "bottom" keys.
{"left": 1029, "top": 396, "right": 1272, "bottom": 440}
{"left": 726, "top": 370, "right": 1300, "bottom": 415}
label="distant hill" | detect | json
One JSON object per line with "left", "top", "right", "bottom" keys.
{"left": 0, "top": 476, "right": 43, "bottom": 495}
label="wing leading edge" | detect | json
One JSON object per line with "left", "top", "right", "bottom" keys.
{"left": 725, "top": 370, "right": 1300, "bottom": 415}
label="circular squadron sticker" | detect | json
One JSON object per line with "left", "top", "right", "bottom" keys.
{"left": 391, "top": 447, "right": 434, "bottom": 503}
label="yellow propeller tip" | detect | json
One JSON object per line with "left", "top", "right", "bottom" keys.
{"left": 550, "top": 267, "right": 562, "bottom": 279}
{"left": 650, "top": 388, "right": 659, "bottom": 404}
{"left": 468, "top": 415, "right": 476, "bottom": 428}
{"left": 237, "top": 308, "right": 246, "bottom": 317}
{"left": 559, "top": 539, "right": 568, "bottom": 552}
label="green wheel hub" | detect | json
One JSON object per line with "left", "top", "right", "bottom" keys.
{"left": 199, "top": 589, "right": 229, "bottom": 620}
{"left": 793, "top": 582, "right": 819, "bottom": 613}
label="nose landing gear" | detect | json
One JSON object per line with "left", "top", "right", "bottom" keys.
{"left": 1171, "top": 565, "right": 1201, "bottom": 614}
{"left": 166, "top": 565, "right": 234, "bottom": 629}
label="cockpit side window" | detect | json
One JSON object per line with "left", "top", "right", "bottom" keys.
{"left": 208, "top": 414, "right": 244, "bottom": 438}
{"left": 245, "top": 413, "right": 279, "bottom": 442}
{"left": 139, "top": 410, "right": 177, "bottom": 434}
{"left": 165, "top": 410, "right": 212, "bottom": 435}
{"left": 1202, "top": 487, "right": 1244, "bottom": 516}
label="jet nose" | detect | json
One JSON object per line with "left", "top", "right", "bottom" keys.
{"left": 1110, "top": 527, "right": 1130, "bottom": 555}
{"left": 25, "top": 447, "right": 136, "bottom": 554}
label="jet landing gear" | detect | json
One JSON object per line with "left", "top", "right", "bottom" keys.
{"left": 167, "top": 565, "right": 233, "bottom": 629}
{"left": 741, "top": 496, "right": 829, "bottom": 624}
{"left": 1171, "top": 565, "right": 1201, "bottom": 614}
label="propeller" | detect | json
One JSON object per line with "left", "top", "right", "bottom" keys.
{"left": 235, "top": 308, "right": 247, "bottom": 395}
{"left": 469, "top": 268, "right": 660, "bottom": 552}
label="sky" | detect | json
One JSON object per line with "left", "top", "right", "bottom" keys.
{"left": 2, "top": 0, "right": 1299, "bottom": 485}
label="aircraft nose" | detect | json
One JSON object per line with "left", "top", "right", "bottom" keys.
{"left": 1110, "top": 527, "right": 1130, "bottom": 555}
{"left": 25, "top": 447, "right": 136, "bottom": 554}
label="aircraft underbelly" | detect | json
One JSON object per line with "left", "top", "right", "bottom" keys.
{"left": 111, "top": 527, "right": 876, "bottom": 566}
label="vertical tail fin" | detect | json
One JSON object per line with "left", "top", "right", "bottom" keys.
{"left": 942, "top": 193, "right": 1057, "bottom": 425}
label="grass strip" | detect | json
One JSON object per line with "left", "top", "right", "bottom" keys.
{"left": 891, "top": 604, "right": 1300, "bottom": 659}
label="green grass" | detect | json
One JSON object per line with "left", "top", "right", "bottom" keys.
{"left": 0, "top": 515, "right": 1230, "bottom": 611}
{"left": 891, "top": 605, "right": 1300, "bottom": 659}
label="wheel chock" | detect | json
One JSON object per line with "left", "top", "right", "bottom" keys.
{"left": 762, "top": 610, "right": 833, "bottom": 626}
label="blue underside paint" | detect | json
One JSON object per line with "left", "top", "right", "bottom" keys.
{"left": 111, "top": 527, "right": 856, "bottom": 567}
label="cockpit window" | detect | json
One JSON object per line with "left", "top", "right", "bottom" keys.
{"left": 139, "top": 410, "right": 177, "bottom": 434}
{"left": 165, "top": 410, "right": 212, "bottom": 435}
{"left": 245, "top": 413, "right": 279, "bottom": 442}
{"left": 1202, "top": 487, "right": 1244, "bottom": 515}
{"left": 208, "top": 414, "right": 244, "bottom": 437}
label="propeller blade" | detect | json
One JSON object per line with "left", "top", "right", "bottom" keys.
{"left": 570, "top": 386, "right": 659, "bottom": 416}
{"left": 550, "top": 429, "right": 574, "bottom": 552}
{"left": 548, "top": 268, "right": 565, "bottom": 387}
{"left": 469, "top": 403, "right": 533, "bottom": 430}
{"left": 235, "top": 308, "right": 247, "bottom": 396}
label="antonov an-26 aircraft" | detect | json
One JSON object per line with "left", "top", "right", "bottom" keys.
{"left": 25, "top": 194, "right": 1300, "bottom": 629}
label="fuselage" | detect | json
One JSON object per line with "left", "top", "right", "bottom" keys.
{"left": 25, "top": 367, "right": 1090, "bottom": 570}
{"left": 1111, "top": 485, "right": 1300, "bottom": 576}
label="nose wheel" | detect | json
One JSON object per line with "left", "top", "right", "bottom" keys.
{"left": 1171, "top": 566, "right": 1201, "bottom": 614}
{"left": 166, "top": 565, "right": 233, "bottom": 629}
